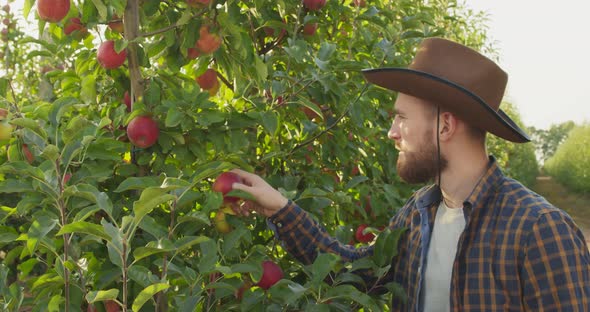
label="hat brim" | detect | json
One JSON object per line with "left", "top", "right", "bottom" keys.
{"left": 362, "top": 68, "right": 530, "bottom": 143}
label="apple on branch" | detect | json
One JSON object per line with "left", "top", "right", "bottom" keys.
{"left": 355, "top": 224, "right": 375, "bottom": 243}
{"left": 303, "top": 0, "right": 327, "bottom": 11}
{"left": 108, "top": 14, "right": 124, "bottom": 33}
{"left": 37, "top": 0, "right": 70, "bottom": 23}
{"left": 64, "top": 17, "right": 89, "bottom": 40}
{"left": 196, "top": 25, "right": 222, "bottom": 54}
{"left": 196, "top": 68, "right": 220, "bottom": 96}
{"left": 123, "top": 91, "right": 131, "bottom": 112}
{"left": 257, "top": 260, "right": 283, "bottom": 290}
{"left": 97, "top": 40, "right": 127, "bottom": 69}
{"left": 212, "top": 171, "right": 244, "bottom": 203}
{"left": 126, "top": 115, "right": 159, "bottom": 148}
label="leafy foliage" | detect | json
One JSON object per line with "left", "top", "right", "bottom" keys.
{"left": 528, "top": 121, "right": 575, "bottom": 164}
{"left": 486, "top": 102, "right": 539, "bottom": 186}
{"left": 0, "top": 0, "right": 498, "bottom": 310}
{"left": 544, "top": 124, "right": 590, "bottom": 194}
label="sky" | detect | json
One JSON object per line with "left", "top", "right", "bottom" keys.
{"left": 9, "top": 1, "right": 590, "bottom": 130}
{"left": 463, "top": 0, "right": 590, "bottom": 130}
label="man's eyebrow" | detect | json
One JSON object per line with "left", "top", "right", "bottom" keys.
{"left": 392, "top": 108, "right": 405, "bottom": 115}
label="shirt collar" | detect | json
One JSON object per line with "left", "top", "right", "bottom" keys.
{"left": 463, "top": 155, "right": 505, "bottom": 213}
{"left": 415, "top": 155, "right": 505, "bottom": 213}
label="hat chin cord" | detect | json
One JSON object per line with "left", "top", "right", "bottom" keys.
{"left": 437, "top": 105, "right": 442, "bottom": 189}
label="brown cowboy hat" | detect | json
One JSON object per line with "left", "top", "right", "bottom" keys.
{"left": 362, "top": 37, "right": 530, "bottom": 143}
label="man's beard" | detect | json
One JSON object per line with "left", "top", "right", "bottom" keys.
{"left": 396, "top": 131, "right": 447, "bottom": 184}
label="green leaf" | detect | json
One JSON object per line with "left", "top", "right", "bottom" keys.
{"left": 261, "top": 111, "right": 278, "bottom": 137}
{"left": 298, "top": 97, "right": 324, "bottom": 121}
{"left": 133, "top": 187, "right": 175, "bottom": 224}
{"left": 173, "top": 236, "right": 210, "bottom": 254}
{"left": 224, "top": 189, "right": 256, "bottom": 201}
{"left": 0, "top": 179, "right": 33, "bottom": 193}
{"left": 0, "top": 226, "right": 18, "bottom": 243}
{"left": 27, "top": 215, "right": 58, "bottom": 254}
{"left": 9, "top": 118, "right": 47, "bottom": 140}
{"left": 132, "top": 283, "right": 170, "bottom": 311}
{"left": 345, "top": 176, "right": 369, "bottom": 189}
{"left": 133, "top": 246, "right": 175, "bottom": 263}
{"left": 267, "top": 280, "right": 307, "bottom": 305}
{"left": 49, "top": 97, "right": 79, "bottom": 127}
{"left": 80, "top": 74, "right": 97, "bottom": 104}
{"left": 102, "top": 220, "right": 124, "bottom": 268}
{"left": 114, "top": 176, "right": 161, "bottom": 193}
{"left": 56, "top": 221, "right": 111, "bottom": 242}
{"left": 317, "top": 42, "right": 336, "bottom": 61}
{"left": 310, "top": 253, "right": 340, "bottom": 287}
{"left": 40, "top": 144, "right": 60, "bottom": 162}
{"left": 176, "top": 9, "right": 193, "bottom": 26}
{"left": 325, "top": 284, "right": 380, "bottom": 310}
{"left": 90, "top": 0, "right": 108, "bottom": 20}
{"left": 165, "top": 106, "right": 184, "bottom": 127}
{"left": 85, "top": 289, "right": 119, "bottom": 303}
{"left": 198, "top": 239, "right": 218, "bottom": 273}
{"left": 373, "top": 227, "right": 407, "bottom": 267}
{"left": 66, "top": 184, "right": 113, "bottom": 216}
{"left": 24, "top": 0, "right": 34, "bottom": 19}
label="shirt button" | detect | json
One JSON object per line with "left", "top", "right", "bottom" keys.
{"left": 276, "top": 222, "right": 283, "bottom": 228}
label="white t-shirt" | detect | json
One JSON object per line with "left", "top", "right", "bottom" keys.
{"left": 423, "top": 200, "right": 466, "bottom": 312}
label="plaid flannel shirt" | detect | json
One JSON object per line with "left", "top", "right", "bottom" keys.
{"left": 268, "top": 157, "right": 590, "bottom": 311}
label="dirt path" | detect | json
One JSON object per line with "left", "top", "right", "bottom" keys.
{"left": 531, "top": 176, "right": 590, "bottom": 243}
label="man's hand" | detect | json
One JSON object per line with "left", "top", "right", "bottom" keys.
{"left": 229, "top": 169, "right": 289, "bottom": 218}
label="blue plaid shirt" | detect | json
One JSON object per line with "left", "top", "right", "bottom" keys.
{"left": 268, "top": 157, "right": 590, "bottom": 311}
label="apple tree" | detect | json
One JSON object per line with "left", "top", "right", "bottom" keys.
{"left": 0, "top": 0, "right": 493, "bottom": 310}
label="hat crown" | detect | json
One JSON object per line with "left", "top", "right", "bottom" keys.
{"left": 409, "top": 38, "right": 507, "bottom": 111}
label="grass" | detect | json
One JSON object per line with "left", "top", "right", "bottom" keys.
{"left": 531, "top": 176, "right": 590, "bottom": 237}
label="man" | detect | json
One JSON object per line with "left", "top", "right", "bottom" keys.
{"left": 229, "top": 38, "right": 590, "bottom": 311}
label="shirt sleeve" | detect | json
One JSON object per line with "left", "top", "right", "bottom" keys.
{"left": 267, "top": 200, "right": 374, "bottom": 265}
{"left": 521, "top": 210, "right": 590, "bottom": 311}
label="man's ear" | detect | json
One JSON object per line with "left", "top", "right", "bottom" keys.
{"left": 437, "top": 111, "right": 457, "bottom": 141}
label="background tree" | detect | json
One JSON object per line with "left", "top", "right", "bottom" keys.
{"left": 528, "top": 120, "right": 575, "bottom": 165}
{"left": 486, "top": 101, "right": 539, "bottom": 187}
{"left": 0, "top": 0, "right": 527, "bottom": 310}
{"left": 544, "top": 123, "right": 590, "bottom": 194}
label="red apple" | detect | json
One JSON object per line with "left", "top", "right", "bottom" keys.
{"left": 87, "top": 304, "right": 97, "bottom": 312}
{"left": 37, "top": 0, "right": 70, "bottom": 23}
{"left": 104, "top": 300, "right": 120, "bottom": 312}
{"left": 257, "top": 260, "right": 283, "bottom": 290}
{"left": 2, "top": 18, "right": 9, "bottom": 26}
{"left": 196, "top": 25, "right": 221, "bottom": 54}
{"left": 302, "top": 106, "right": 320, "bottom": 120}
{"left": 2, "top": 5, "right": 9, "bottom": 13}
{"left": 302, "top": 23, "right": 318, "bottom": 36}
{"left": 0, "top": 108, "right": 8, "bottom": 119}
{"left": 355, "top": 224, "right": 375, "bottom": 243}
{"left": 126, "top": 115, "right": 159, "bottom": 148}
{"left": 187, "top": 47, "right": 200, "bottom": 59}
{"left": 22, "top": 144, "right": 34, "bottom": 164}
{"left": 212, "top": 172, "right": 243, "bottom": 203}
{"left": 63, "top": 173, "right": 72, "bottom": 184}
{"left": 108, "top": 15, "right": 124, "bottom": 33}
{"left": 303, "top": 0, "right": 327, "bottom": 11}
{"left": 234, "top": 281, "right": 252, "bottom": 301}
{"left": 352, "top": 0, "right": 366, "bottom": 7}
{"left": 196, "top": 68, "right": 218, "bottom": 90}
{"left": 64, "top": 17, "right": 89, "bottom": 39}
{"left": 187, "top": 0, "right": 211, "bottom": 7}
{"left": 97, "top": 40, "right": 127, "bottom": 69}
{"left": 123, "top": 91, "right": 131, "bottom": 111}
